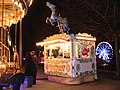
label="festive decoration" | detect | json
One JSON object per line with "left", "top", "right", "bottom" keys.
{"left": 0, "top": 0, "right": 33, "bottom": 71}
{"left": 0, "top": 0, "right": 33, "bottom": 27}
{"left": 96, "top": 42, "right": 113, "bottom": 62}
{"left": 36, "top": 33, "right": 97, "bottom": 84}
{"left": 46, "top": 2, "right": 70, "bottom": 34}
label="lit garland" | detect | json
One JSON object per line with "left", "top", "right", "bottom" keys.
{"left": 0, "top": 0, "right": 33, "bottom": 27}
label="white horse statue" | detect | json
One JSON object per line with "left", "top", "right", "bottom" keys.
{"left": 46, "top": 2, "right": 70, "bottom": 33}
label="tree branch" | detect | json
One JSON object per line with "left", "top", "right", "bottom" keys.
{"left": 85, "top": 0, "right": 112, "bottom": 28}
{"left": 104, "top": 0, "right": 109, "bottom": 17}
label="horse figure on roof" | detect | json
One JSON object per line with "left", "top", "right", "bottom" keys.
{"left": 46, "top": 2, "right": 70, "bottom": 34}
{"left": 46, "top": 2, "right": 59, "bottom": 26}
{"left": 57, "top": 15, "right": 70, "bottom": 33}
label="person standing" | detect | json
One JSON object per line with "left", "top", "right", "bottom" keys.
{"left": 24, "top": 51, "right": 37, "bottom": 87}
{"left": 30, "top": 51, "right": 37, "bottom": 85}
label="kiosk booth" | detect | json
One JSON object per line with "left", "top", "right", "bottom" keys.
{"left": 36, "top": 33, "right": 97, "bottom": 84}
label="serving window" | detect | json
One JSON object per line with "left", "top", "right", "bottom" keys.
{"left": 45, "top": 42, "right": 70, "bottom": 59}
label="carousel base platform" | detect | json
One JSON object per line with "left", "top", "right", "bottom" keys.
{"left": 48, "top": 75, "right": 95, "bottom": 84}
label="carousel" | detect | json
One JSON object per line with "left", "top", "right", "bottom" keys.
{"left": 36, "top": 33, "right": 98, "bottom": 84}
{"left": 0, "top": 0, "right": 33, "bottom": 74}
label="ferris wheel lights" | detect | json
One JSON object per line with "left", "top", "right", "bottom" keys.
{"left": 96, "top": 42, "right": 113, "bottom": 63}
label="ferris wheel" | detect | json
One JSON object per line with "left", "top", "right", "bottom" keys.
{"left": 96, "top": 42, "right": 113, "bottom": 62}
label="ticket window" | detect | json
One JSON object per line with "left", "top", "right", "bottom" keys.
{"left": 45, "top": 43, "right": 70, "bottom": 59}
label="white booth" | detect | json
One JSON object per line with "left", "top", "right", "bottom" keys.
{"left": 36, "top": 33, "right": 97, "bottom": 84}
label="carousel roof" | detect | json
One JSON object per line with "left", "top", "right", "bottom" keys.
{"left": 0, "top": 0, "right": 33, "bottom": 27}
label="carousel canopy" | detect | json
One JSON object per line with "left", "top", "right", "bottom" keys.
{"left": 0, "top": 0, "right": 33, "bottom": 27}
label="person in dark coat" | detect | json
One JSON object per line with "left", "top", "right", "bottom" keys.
{"left": 24, "top": 51, "right": 37, "bottom": 87}
{"left": 30, "top": 51, "right": 37, "bottom": 85}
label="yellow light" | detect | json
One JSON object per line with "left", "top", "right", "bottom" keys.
{"left": 48, "top": 43, "right": 66, "bottom": 49}
{"left": 36, "top": 39, "right": 68, "bottom": 46}
{"left": 21, "top": 10, "right": 25, "bottom": 18}
{"left": 0, "top": 62, "right": 6, "bottom": 69}
{"left": 12, "top": 0, "right": 14, "bottom": 2}
{"left": 29, "top": 0, "right": 33, "bottom": 6}
{"left": 18, "top": 3, "right": 23, "bottom": 11}
{"left": 14, "top": 1, "right": 19, "bottom": 5}
{"left": 76, "top": 36, "right": 96, "bottom": 41}
{"left": 0, "top": 64, "right": 6, "bottom": 68}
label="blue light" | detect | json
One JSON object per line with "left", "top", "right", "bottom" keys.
{"left": 96, "top": 42, "right": 113, "bottom": 62}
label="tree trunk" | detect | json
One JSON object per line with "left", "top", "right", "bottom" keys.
{"left": 115, "top": 38, "right": 120, "bottom": 77}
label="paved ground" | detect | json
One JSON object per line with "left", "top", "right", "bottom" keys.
{"left": 20, "top": 64, "right": 120, "bottom": 90}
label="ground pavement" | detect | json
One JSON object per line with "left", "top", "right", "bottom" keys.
{"left": 20, "top": 64, "right": 120, "bottom": 90}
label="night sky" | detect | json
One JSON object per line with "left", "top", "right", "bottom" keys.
{"left": 14, "top": 0, "right": 120, "bottom": 54}
{"left": 22, "top": 0, "right": 59, "bottom": 54}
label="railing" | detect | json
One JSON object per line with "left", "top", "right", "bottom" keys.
{"left": 0, "top": 42, "right": 10, "bottom": 66}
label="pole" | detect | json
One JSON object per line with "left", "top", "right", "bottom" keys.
{"left": 19, "top": 18, "right": 22, "bottom": 67}
{"left": 8, "top": 26, "right": 11, "bottom": 67}
{"left": 15, "top": 9, "right": 18, "bottom": 52}
{"left": 1, "top": 0, "right": 4, "bottom": 63}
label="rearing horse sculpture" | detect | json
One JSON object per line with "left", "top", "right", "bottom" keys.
{"left": 46, "top": 2, "right": 70, "bottom": 33}
{"left": 46, "top": 2, "right": 59, "bottom": 26}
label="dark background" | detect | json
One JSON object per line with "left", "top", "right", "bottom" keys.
{"left": 9, "top": 0, "right": 120, "bottom": 71}
{"left": 10, "top": 0, "right": 120, "bottom": 60}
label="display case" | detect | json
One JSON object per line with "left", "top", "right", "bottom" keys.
{"left": 36, "top": 33, "right": 97, "bottom": 84}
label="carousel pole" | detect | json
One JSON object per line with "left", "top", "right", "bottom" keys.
{"left": 3, "top": 8, "right": 7, "bottom": 56}
{"left": 8, "top": 19, "right": 11, "bottom": 67}
{"left": 15, "top": 9, "right": 18, "bottom": 52}
{"left": 13, "top": 9, "right": 20, "bottom": 68}
{"left": 0, "top": 0, "right": 4, "bottom": 76}
{"left": 1, "top": 0, "right": 4, "bottom": 63}
{"left": 19, "top": 16, "right": 22, "bottom": 67}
